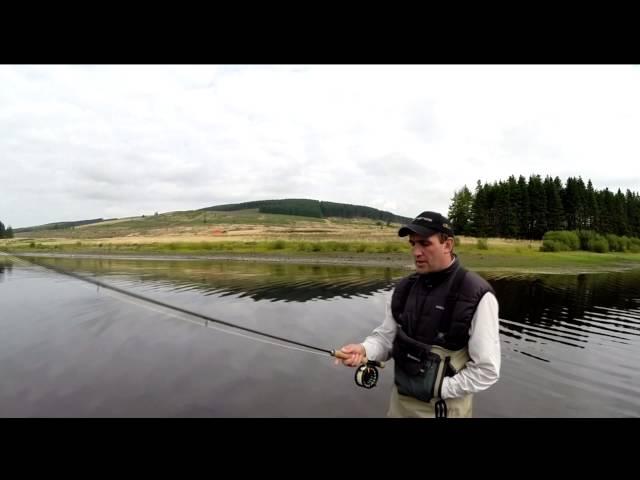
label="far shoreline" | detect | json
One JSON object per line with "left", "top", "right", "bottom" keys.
{"left": 4, "top": 250, "right": 640, "bottom": 275}
{"left": 3, "top": 250, "right": 413, "bottom": 268}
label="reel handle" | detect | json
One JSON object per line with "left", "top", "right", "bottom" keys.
{"left": 331, "top": 349, "right": 385, "bottom": 369}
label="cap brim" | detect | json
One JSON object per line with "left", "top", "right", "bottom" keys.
{"left": 398, "top": 225, "right": 439, "bottom": 237}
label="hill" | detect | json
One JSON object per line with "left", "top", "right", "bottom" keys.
{"left": 200, "top": 199, "right": 411, "bottom": 224}
{"left": 11, "top": 199, "right": 411, "bottom": 241}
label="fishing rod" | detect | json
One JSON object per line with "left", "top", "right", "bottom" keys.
{"left": 10, "top": 253, "right": 385, "bottom": 389}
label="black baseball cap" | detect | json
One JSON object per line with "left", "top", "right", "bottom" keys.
{"left": 398, "top": 211, "right": 454, "bottom": 237}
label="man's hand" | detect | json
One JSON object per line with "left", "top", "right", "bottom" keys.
{"left": 334, "top": 343, "right": 367, "bottom": 367}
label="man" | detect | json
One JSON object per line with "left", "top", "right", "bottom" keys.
{"left": 335, "top": 211, "right": 500, "bottom": 418}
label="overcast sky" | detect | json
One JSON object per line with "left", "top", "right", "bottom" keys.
{"left": 2, "top": 65, "right": 640, "bottom": 228}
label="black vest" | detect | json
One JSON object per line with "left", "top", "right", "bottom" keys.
{"left": 391, "top": 257, "right": 495, "bottom": 355}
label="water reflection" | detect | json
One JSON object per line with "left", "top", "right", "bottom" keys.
{"left": 0, "top": 257, "right": 13, "bottom": 282}
{"left": 487, "top": 271, "right": 640, "bottom": 356}
{"left": 26, "top": 256, "right": 405, "bottom": 302}
{"left": 13, "top": 256, "right": 640, "bottom": 353}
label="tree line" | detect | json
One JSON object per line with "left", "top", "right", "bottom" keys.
{"left": 448, "top": 175, "right": 640, "bottom": 240}
{"left": 14, "top": 218, "right": 106, "bottom": 233}
{"left": 201, "top": 199, "right": 412, "bottom": 224}
{"left": 0, "top": 220, "right": 14, "bottom": 238}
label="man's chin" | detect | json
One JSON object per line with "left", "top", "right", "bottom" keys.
{"left": 415, "top": 263, "right": 429, "bottom": 273}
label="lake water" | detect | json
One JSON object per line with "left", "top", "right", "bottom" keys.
{"left": 1, "top": 254, "right": 639, "bottom": 417}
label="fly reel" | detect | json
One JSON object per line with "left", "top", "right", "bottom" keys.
{"left": 331, "top": 349, "right": 385, "bottom": 389}
{"left": 355, "top": 362, "right": 380, "bottom": 389}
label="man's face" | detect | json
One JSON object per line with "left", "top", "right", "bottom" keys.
{"left": 408, "top": 232, "right": 453, "bottom": 273}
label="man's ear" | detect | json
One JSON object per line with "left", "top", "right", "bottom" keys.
{"left": 444, "top": 237, "right": 454, "bottom": 254}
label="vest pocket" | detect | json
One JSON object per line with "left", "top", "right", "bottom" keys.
{"left": 394, "top": 351, "right": 441, "bottom": 403}
{"left": 393, "top": 328, "right": 446, "bottom": 403}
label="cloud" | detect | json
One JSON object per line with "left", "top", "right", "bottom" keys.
{"left": 1, "top": 65, "right": 640, "bottom": 227}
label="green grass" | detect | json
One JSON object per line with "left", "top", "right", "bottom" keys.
{"left": 4, "top": 236, "right": 640, "bottom": 273}
{"left": 455, "top": 242, "right": 640, "bottom": 272}
{"left": 1, "top": 239, "right": 408, "bottom": 255}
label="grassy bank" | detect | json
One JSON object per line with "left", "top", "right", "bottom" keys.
{"left": 1, "top": 238, "right": 407, "bottom": 255}
{"left": 456, "top": 244, "right": 640, "bottom": 272}
{"left": 4, "top": 236, "right": 640, "bottom": 273}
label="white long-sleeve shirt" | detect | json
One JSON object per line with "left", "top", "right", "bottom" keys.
{"left": 362, "top": 289, "right": 501, "bottom": 400}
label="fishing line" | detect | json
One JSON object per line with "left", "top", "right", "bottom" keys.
{"left": 95, "top": 286, "right": 328, "bottom": 358}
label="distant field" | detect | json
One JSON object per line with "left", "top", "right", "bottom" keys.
{"left": 12, "top": 209, "right": 399, "bottom": 241}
